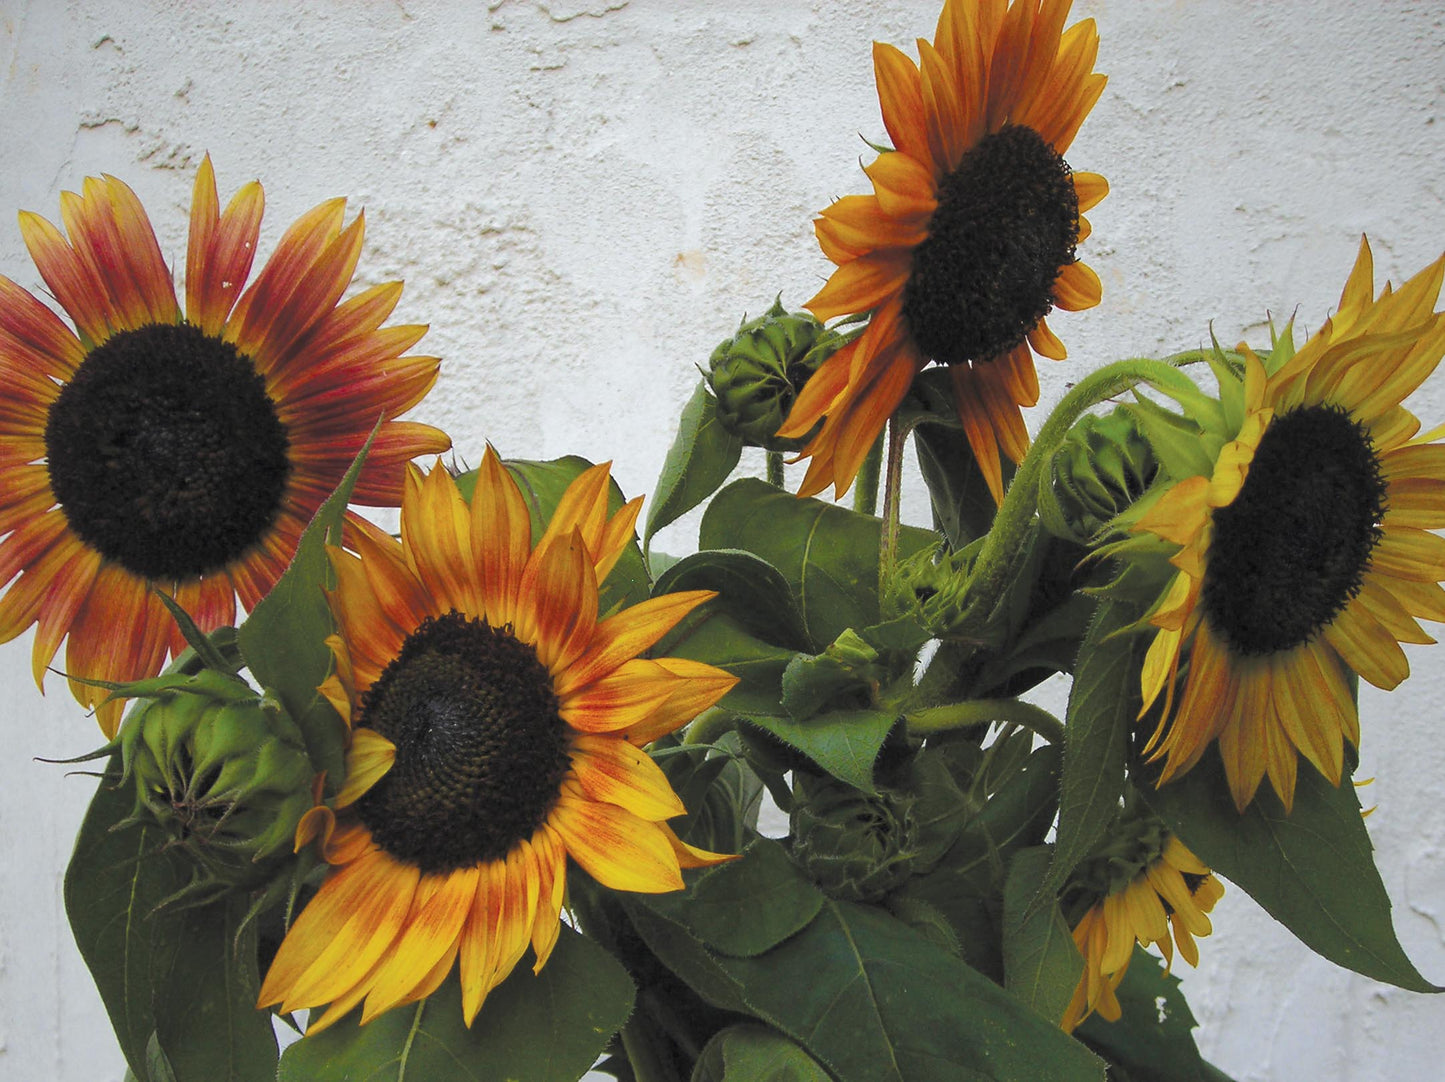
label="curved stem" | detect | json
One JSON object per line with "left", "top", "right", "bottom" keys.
{"left": 853, "top": 432, "right": 884, "bottom": 516}
{"left": 906, "top": 697, "right": 1066, "bottom": 744}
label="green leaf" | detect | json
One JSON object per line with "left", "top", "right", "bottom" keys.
{"left": 66, "top": 759, "right": 279, "bottom": 1081}
{"left": 1003, "top": 846, "right": 1082, "bottom": 1026}
{"left": 780, "top": 629, "right": 881, "bottom": 722}
{"left": 660, "top": 609, "right": 797, "bottom": 717}
{"left": 654, "top": 548, "right": 810, "bottom": 653}
{"left": 644, "top": 380, "right": 744, "bottom": 552}
{"left": 1075, "top": 948, "right": 1235, "bottom": 1082}
{"left": 693, "top": 1024, "right": 832, "bottom": 1082}
{"left": 503, "top": 455, "right": 652, "bottom": 613}
{"left": 238, "top": 429, "right": 377, "bottom": 787}
{"left": 912, "top": 407, "right": 1015, "bottom": 549}
{"left": 1037, "top": 600, "right": 1145, "bottom": 911}
{"left": 699, "top": 478, "right": 934, "bottom": 650}
{"left": 1143, "top": 750, "right": 1440, "bottom": 993}
{"left": 277, "top": 926, "right": 634, "bottom": 1082}
{"left": 648, "top": 838, "right": 823, "bottom": 957}
{"left": 631, "top": 893, "right": 1104, "bottom": 1082}
{"left": 744, "top": 707, "right": 896, "bottom": 794}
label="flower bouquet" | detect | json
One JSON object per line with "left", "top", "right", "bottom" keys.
{"left": 1, "top": 2, "right": 1440, "bottom": 1080}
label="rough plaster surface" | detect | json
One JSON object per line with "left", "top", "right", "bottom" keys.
{"left": 0, "top": 1, "right": 1442, "bottom": 1079}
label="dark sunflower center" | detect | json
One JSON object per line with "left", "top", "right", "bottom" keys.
{"left": 1203, "top": 405, "right": 1387, "bottom": 655}
{"left": 354, "top": 610, "right": 572, "bottom": 874}
{"left": 43, "top": 323, "right": 291, "bottom": 581}
{"left": 901, "top": 123, "right": 1079, "bottom": 367}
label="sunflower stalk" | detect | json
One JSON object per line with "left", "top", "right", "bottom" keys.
{"left": 905, "top": 697, "right": 1066, "bottom": 744}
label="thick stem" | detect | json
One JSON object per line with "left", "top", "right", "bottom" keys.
{"left": 853, "top": 432, "right": 884, "bottom": 516}
{"left": 878, "top": 414, "right": 908, "bottom": 598}
{"left": 766, "top": 450, "right": 784, "bottom": 488}
{"left": 906, "top": 697, "right": 1067, "bottom": 744}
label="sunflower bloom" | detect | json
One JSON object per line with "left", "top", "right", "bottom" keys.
{"left": 778, "top": 0, "right": 1108, "bottom": 502}
{"left": 257, "top": 453, "right": 738, "bottom": 1031}
{"left": 0, "top": 157, "right": 449, "bottom": 735}
{"left": 1062, "top": 835, "right": 1223, "bottom": 1034}
{"left": 1133, "top": 238, "right": 1445, "bottom": 810}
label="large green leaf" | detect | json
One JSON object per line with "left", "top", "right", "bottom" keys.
{"left": 743, "top": 707, "right": 897, "bottom": 794}
{"left": 630, "top": 893, "right": 1104, "bottom": 1082}
{"left": 277, "top": 926, "right": 633, "bottom": 1082}
{"left": 649, "top": 838, "right": 823, "bottom": 958}
{"left": 644, "top": 380, "right": 743, "bottom": 552}
{"left": 238, "top": 431, "right": 376, "bottom": 787}
{"left": 1075, "top": 948, "right": 1235, "bottom": 1082}
{"left": 1003, "top": 846, "right": 1083, "bottom": 1027}
{"left": 65, "top": 759, "right": 278, "bottom": 1082}
{"left": 1036, "top": 601, "right": 1145, "bottom": 912}
{"left": 1143, "top": 750, "right": 1440, "bottom": 993}
{"left": 654, "top": 548, "right": 810, "bottom": 653}
{"left": 692, "top": 1024, "right": 832, "bottom": 1082}
{"left": 699, "top": 478, "right": 934, "bottom": 650}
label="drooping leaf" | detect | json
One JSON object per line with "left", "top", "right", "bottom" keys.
{"left": 692, "top": 1024, "right": 833, "bottom": 1082}
{"left": 1002, "top": 846, "right": 1082, "bottom": 1026}
{"left": 644, "top": 380, "right": 744, "bottom": 552}
{"left": 911, "top": 405, "right": 1015, "bottom": 549}
{"left": 744, "top": 707, "right": 897, "bottom": 794}
{"left": 1143, "top": 750, "right": 1440, "bottom": 993}
{"left": 66, "top": 758, "right": 278, "bottom": 1082}
{"left": 630, "top": 892, "right": 1105, "bottom": 1082}
{"left": 277, "top": 926, "right": 634, "bottom": 1082}
{"left": 699, "top": 478, "right": 934, "bottom": 650}
{"left": 1036, "top": 600, "right": 1146, "bottom": 913}
{"left": 238, "top": 429, "right": 376, "bottom": 788}
{"left": 1075, "top": 947, "right": 1237, "bottom": 1082}
{"left": 654, "top": 548, "right": 810, "bottom": 653}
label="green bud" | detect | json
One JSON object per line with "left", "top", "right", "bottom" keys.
{"left": 789, "top": 756, "right": 968, "bottom": 903}
{"left": 705, "top": 296, "right": 844, "bottom": 451}
{"left": 110, "top": 667, "right": 314, "bottom": 892}
{"left": 1040, "top": 405, "right": 1158, "bottom": 544}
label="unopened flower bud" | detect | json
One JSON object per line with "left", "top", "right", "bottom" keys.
{"left": 1041, "top": 406, "right": 1158, "bottom": 543}
{"left": 706, "top": 297, "right": 843, "bottom": 451}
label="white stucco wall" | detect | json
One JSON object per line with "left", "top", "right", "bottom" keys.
{"left": 0, "top": 1, "right": 1442, "bottom": 1079}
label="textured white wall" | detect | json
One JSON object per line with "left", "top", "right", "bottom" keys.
{"left": 0, "top": 1, "right": 1442, "bottom": 1079}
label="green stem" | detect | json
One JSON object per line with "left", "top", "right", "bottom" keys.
{"left": 906, "top": 698, "right": 1066, "bottom": 744}
{"left": 956, "top": 357, "right": 1199, "bottom": 637}
{"left": 853, "top": 431, "right": 884, "bottom": 516}
{"left": 878, "top": 413, "right": 907, "bottom": 598}
{"left": 620, "top": 1015, "right": 679, "bottom": 1082}
{"left": 766, "top": 450, "right": 784, "bottom": 488}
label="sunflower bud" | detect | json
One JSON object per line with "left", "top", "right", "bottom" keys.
{"left": 111, "top": 667, "right": 314, "bottom": 891}
{"left": 706, "top": 297, "right": 843, "bottom": 451}
{"left": 789, "top": 757, "right": 967, "bottom": 903}
{"left": 1040, "top": 406, "right": 1158, "bottom": 544}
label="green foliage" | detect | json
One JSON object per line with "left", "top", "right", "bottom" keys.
{"left": 237, "top": 429, "right": 375, "bottom": 790}
{"left": 65, "top": 756, "right": 278, "bottom": 1082}
{"left": 277, "top": 927, "right": 634, "bottom": 1082}
{"left": 1003, "top": 846, "right": 1083, "bottom": 1026}
{"left": 692, "top": 1024, "right": 833, "bottom": 1082}
{"left": 655, "top": 548, "right": 810, "bottom": 652}
{"left": 1144, "top": 750, "right": 1440, "bottom": 993}
{"left": 644, "top": 381, "right": 744, "bottom": 552}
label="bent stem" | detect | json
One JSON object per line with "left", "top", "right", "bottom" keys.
{"left": 906, "top": 697, "right": 1066, "bottom": 745}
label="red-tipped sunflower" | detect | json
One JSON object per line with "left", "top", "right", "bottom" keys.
{"left": 0, "top": 157, "right": 449, "bottom": 735}
{"left": 778, "top": 0, "right": 1108, "bottom": 502}
{"left": 258, "top": 452, "right": 737, "bottom": 1031}
{"left": 1133, "top": 239, "right": 1445, "bottom": 811}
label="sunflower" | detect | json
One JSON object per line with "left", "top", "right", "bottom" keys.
{"left": 0, "top": 157, "right": 449, "bottom": 735}
{"left": 776, "top": 0, "right": 1108, "bottom": 502}
{"left": 1061, "top": 835, "right": 1223, "bottom": 1034}
{"left": 1132, "top": 238, "right": 1445, "bottom": 811}
{"left": 257, "top": 452, "right": 738, "bottom": 1031}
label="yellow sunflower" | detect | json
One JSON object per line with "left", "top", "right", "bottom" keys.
{"left": 777, "top": 0, "right": 1108, "bottom": 502}
{"left": 0, "top": 156, "right": 449, "bottom": 735}
{"left": 257, "top": 452, "right": 738, "bottom": 1031}
{"left": 1134, "top": 238, "right": 1445, "bottom": 811}
{"left": 1062, "top": 835, "right": 1223, "bottom": 1034}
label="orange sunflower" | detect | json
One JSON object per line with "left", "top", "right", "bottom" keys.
{"left": 0, "top": 157, "right": 449, "bottom": 735}
{"left": 1062, "top": 834, "right": 1223, "bottom": 1034}
{"left": 1133, "top": 239, "right": 1445, "bottom": 810}
{"left": 258, "top": 452, "right": 737, "bottom": 1031}
{"left": 777, "top": 0, "right": 1108, "bottom": 502}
